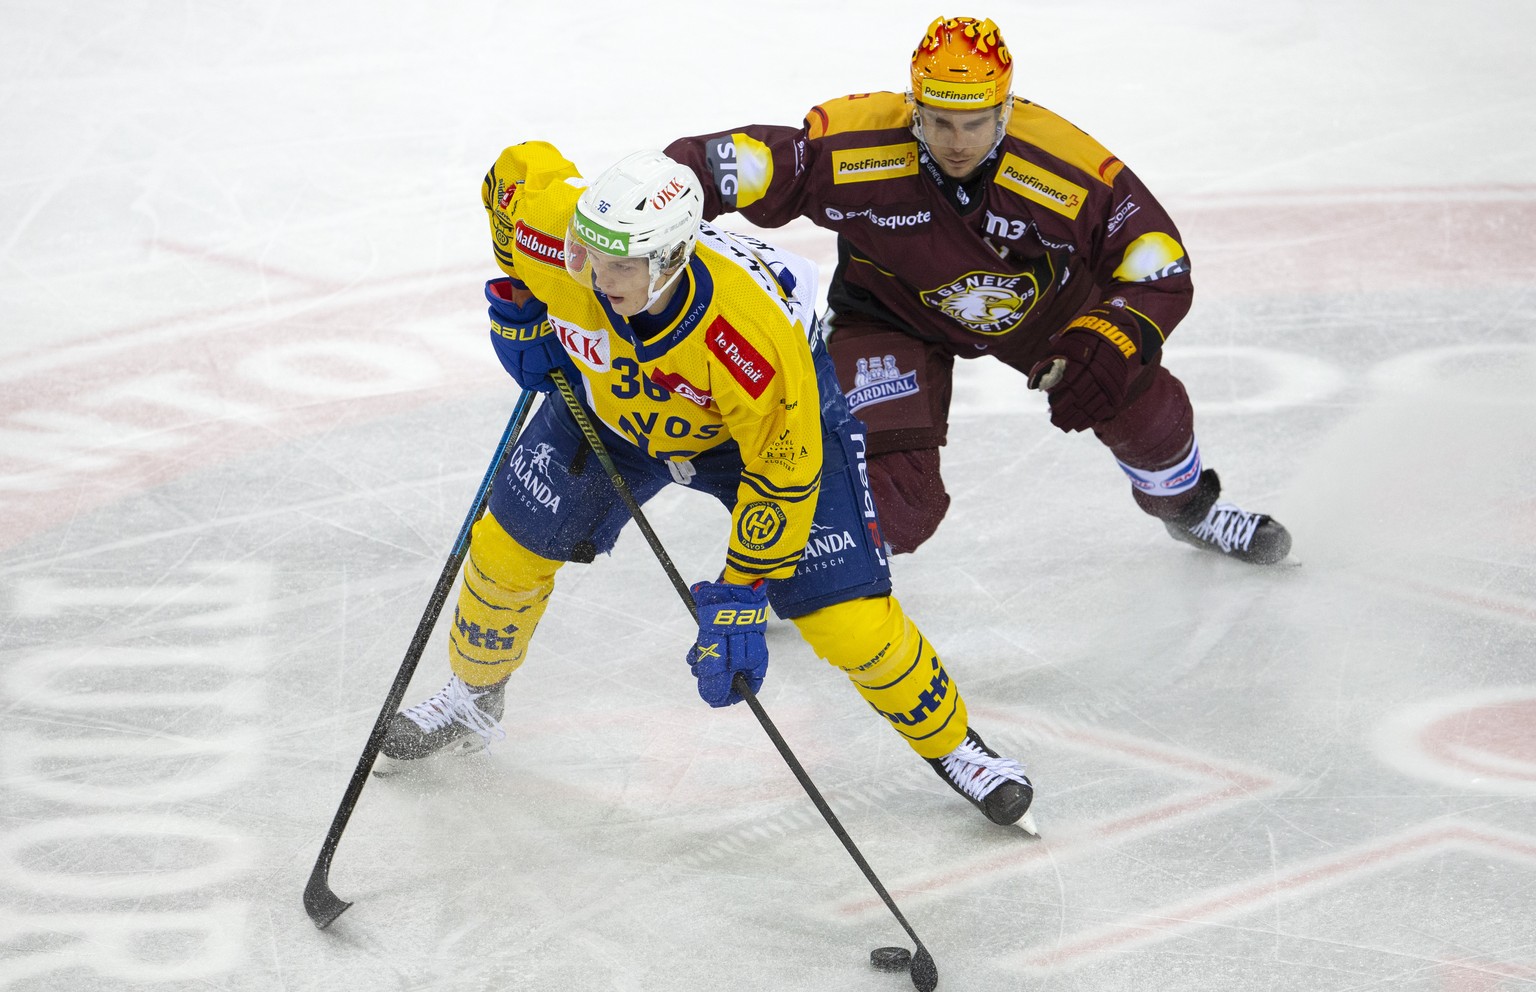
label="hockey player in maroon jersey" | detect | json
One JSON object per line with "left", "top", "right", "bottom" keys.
{"left": 665, "top": 15, "right": 1291, "bottom": 564}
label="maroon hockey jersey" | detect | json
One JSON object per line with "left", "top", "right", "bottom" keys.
{"left": 665, "top": 92, "right": 1193, "bottom": 372}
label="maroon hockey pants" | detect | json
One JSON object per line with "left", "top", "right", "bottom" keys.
{"left": 827, "top": 315, "right": 1199, "bottom": 554}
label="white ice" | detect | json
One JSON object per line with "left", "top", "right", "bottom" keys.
{"left": 2, "top": 2, "right": 1535, "bottom": 990}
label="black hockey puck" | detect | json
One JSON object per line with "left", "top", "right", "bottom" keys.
{"left": 870, "top": 946, "right": 912, "bottom": 972}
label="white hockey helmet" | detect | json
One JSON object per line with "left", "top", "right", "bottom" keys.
{"left": 564, "top": 150, "right": 704, "bottom": 310}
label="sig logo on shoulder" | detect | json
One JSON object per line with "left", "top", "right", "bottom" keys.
{"left": 708, "top": 605, "right": 769, "bottom": 626}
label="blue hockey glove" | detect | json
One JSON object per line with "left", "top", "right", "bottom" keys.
{"left": 687, "top": 579, "right": 770, "bottom": 707}
{"left": 486, "top": 277, "right": 574, "bottom": 394}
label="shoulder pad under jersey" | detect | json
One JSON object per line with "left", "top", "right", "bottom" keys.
{"left": 1005, "top": 99, "right": 1125, "bottom": 187}
{"left": 805, "top": 92, "right": 912, "bottom": 140}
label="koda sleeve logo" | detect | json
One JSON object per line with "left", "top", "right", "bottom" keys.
{"left": 735, "top": 500, "right": 787, "bottom": 551}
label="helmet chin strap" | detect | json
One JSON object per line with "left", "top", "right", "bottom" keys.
{"left": 641, "top": 260, "right": 688, "bottom": 313}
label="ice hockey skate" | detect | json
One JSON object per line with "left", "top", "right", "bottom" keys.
{"left": 1164, "top": 469, "right": 1292, "bottom": 565}
{"left": 379, "top": 674, "right": 507, "bottom": 762}
{"left": 928, "top": 728, "right": 1038, "bottom": 834}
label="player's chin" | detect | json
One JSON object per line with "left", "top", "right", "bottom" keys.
{"left": 940, "top": 157, "right": 984, "bottom": 180}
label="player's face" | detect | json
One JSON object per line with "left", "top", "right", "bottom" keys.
{"left": 917, "top": 105, "right": 1000, "bottom": 180}
{"left": 588, "top": 253, "right": 655, "bottom": 317}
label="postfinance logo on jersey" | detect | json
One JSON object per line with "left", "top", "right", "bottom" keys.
{"left": 831, "top": 143, "right": 919, "bottom": 184}
{"left": 996, "top": 154, "right": 1088, "bottom": 220}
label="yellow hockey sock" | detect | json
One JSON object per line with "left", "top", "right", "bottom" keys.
{"left": 793, "top": 596, "right": 967, "bottom": 759}
{"left": 449, "top": 513, "right": 561, "bottom": 688}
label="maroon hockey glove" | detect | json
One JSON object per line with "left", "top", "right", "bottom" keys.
{"left": 1029, "top": 323, "right": 1136, "bottom": 433}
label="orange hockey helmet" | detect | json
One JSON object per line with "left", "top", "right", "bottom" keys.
{"left": 909, "top": 16, "right": 1013, "bottom": 112}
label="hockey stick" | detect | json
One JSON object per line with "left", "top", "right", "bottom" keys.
{"left": 303, "top": 388, "right": 539, "bottom": 930}
{"left": 549, "top": 369, "right": 939, "bottom": 992}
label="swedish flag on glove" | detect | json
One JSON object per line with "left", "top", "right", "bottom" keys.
{"left": 687, "top": 579, "right": 769, "bottom": 707}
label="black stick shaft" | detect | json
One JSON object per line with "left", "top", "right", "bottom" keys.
{"left": 303, "top": 389, "right": 538, "bottom": 929}
{"left": 735, "top": 677, "right": 934, "bottom": 967}
{"left": 550, "top": 371, "right": 694, "bottom": 606}
{"left": 549, "top": 370, "right": 937, "bottom": 990}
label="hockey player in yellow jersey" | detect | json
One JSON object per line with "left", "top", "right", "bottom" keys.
{"left": 380, "top": 142, "right": 1035, "bottom": 827}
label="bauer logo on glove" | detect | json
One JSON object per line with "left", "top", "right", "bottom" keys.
{"left": 707, "top": 605, "right": 769, "bottom": 626}
{"left": 687, "top": 580, "right": 770, "bottom": 707}
{"left": 485, "top": 276, "right": 577, "bottom": 395}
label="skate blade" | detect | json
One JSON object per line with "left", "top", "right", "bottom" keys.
{"left": 1017, "top": 809, "right": 1040, "bottom": 838}
{"left": 371, "top": 736, "right": 492, "bottom": 778}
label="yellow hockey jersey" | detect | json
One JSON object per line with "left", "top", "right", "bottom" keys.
{"left": 481, "top": 141, "right": 825, "bottom": 584}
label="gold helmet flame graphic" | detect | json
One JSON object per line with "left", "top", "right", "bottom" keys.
{"left": 910, "top": 16, "right": 1013, "bottom": 111}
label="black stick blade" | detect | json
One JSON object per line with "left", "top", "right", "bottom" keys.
{"left": 303, "top": 864, "right": 352, "bottom": 930}
{"left": 910, "top": 943, "right": 938, "bottom": 992}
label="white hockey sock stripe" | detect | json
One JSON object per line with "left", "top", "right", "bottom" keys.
{"left": 1117, "top": 438, "right": 1202, "bottom": 496}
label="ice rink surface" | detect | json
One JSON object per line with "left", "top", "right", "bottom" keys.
{"left": 3, "top": 1, "right": 1535, "bottom": 989}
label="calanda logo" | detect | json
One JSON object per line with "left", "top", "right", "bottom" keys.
{"left": 506, "top": 442, "right": 562, "bottom": 514}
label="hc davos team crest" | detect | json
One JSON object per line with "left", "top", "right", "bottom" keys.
{"left": 507, "top": 441, "right": 562, "bottom": 514}
{"left": 846, "top": 354, "right": 918, "bottom": 413}
{"left": 736, "top": 500, "right": 787, "bottom": 551}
